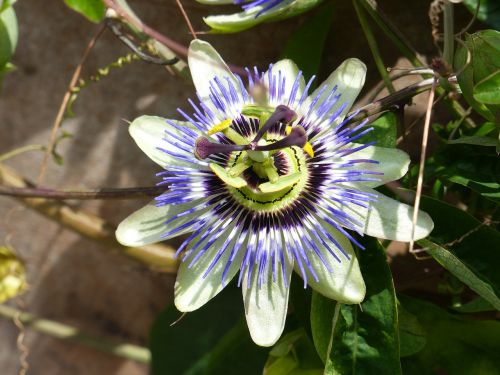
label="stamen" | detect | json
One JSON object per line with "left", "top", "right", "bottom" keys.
{"left": 252, "top": 105, "right": 297, "bottom": 143}
{"left": 254, "top": 126, "right": 308, "bottom": 151}
{"left": 194, "top": 137, "right": 246, "bottom": 160}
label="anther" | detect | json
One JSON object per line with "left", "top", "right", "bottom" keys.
{"left": 252, "top": 105, "right": 297, "bottom": 143}
{"left": 194, "top": 137, "right": 246, "bottom": 160}
{"left": 254, "top": 126, "right": 308, "bottom": 152}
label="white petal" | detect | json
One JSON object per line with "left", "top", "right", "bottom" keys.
{"left": 264, "top": 59, "right": 306, "bottom": 106}
{"left": 129, "top": 115, "right": 203, "bottom": 169}
{"left": 188, "top": 39, "right": 241, "bottom": 107}
{"left": 242, "top": 255, "right": 292, "bottom": 347}
{"left": 342, "top": 144, "right": 410, "bottom": 187}
{"left": 336, "top": 188, "right": 434, "bottom": 241}
{"left": 116, "top": 200, "right": 203, "bottom": 247}
{"left": 204, "top": 5, "right": 287, "bottom": 33}
{"left": 307, "top": 58, "right": 366, "bottom": 126}
{"left": 196, "top": 0, "right": 233, "bottom": 4}
{"left": 294, "top": 221, "right": 365, "bottom": 304}
{"left": 174, "top": 222, "right": 246, "bottom": 312}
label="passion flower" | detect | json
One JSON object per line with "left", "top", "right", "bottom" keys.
{"left": 116, "top": 40, "right": 433, "bottom": 346}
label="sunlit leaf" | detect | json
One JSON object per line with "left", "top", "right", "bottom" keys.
{"left": 0, "top": 4, "right": 17, "bottom": 68}
{"left": 357, "top": 112, "right": 397, "bottom": 148}
{"left": 454, "top": 30, "right": 500, "bottom": 122}
{"left": 473, "top": 70, "right": 500, "bottom": 104}
{"left": 63, "top": 0, "right": 105, "bottom": 23}
{"left": 0, "top": 247, "right": 26, "bottom": 303}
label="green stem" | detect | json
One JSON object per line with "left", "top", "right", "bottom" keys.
{"left": 0, "top": 304, "right": 151, "bottom": 364}
{"left": 0, "top": 145, "right": 46, "bottom": 163}
{"left": 359, "top": 0, "right": 475, "bottom": 128}
{"left": 353, "top": 0, "right": 395, "bottom": 93}
{"left": 358, "top": 0, "right": 423, "bottom": 66}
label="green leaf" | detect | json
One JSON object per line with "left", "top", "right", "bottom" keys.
{"left": 0, "top": 4, "right": 17, "bottom": 68}
{"left": 0, "top": 247, "right": 26, "bottom": 303}
{"left": 0, "top": 0, "right": 16, "bottom": 13}
{"left": 357, "top": 112, "right": 397, "bottom": 148}
{"left": 397, "top": 302, "right": 426, "bottom": 357}
{"left": 400, "top": 295, "right": 500, "bottom": 375}
{"left": 149, "top": 284, "right": 267, "bottom": 375}
{"left": 447, "top": 135, "right": 498, "bottom": 147}
{"left": 265, "top": 329, "right": 323, "bottom": 375}
{"left": 310, "top": 238, "right": 401, "bottom": 375}
{"left": 452, "top": 297, "right": 496, "bottom": 313}
{"left": 418, "top": 196, "right": 500, "bottom": 309}
{"left": 419, "top": 239, "right": 500, "bottom": 311}
{"left": 473, "top": 69, "right": 500, "bottom": 104}
{"left": 429, "top": 145, "right": 500, "bottom": 201}
{"left": 63, "top": 0, "right": 105, "bottom": 23}
{"left": 281, "top": 4, "right": 334, "bottom": 81}
{"left": 463, "top": 0, "right": 500, "bottom": 31}
{"left": 454, "top": 30, "right": 500, "bottom": 123}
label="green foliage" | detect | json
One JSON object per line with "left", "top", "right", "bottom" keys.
{"left": 281, "top": 4, "right": 334, "bottom": 82}
{"left": 149, "top": 284, "right": 267, "bottom": 375}
{"left": 400, "top": 296, "right": 500, "bottom": 375}
{"left": 63, "top": 0, "right": 105, "bottom": 23}
{"left": 397, "top": 303, "right": 426, "bottom": 357}
{"left": 463, "top": 0, "right": 500, "bottom": 31}
{"left": 427, "top": 143, "right": 500, "bottom": 202}
{"left": 473, "top": 70, "right": 500, "bottom": 104}
{"left": 310, "top": 238, "right": 401, "bottom": 375}
{"left": 0, "top": 3, "right": 17, "bottom": 73}
{"left": 265, "top": 329, "right": 323, "bottom": 374}
{"left": 418, "top": 196, "right": 500, "bottom": 309}
{"left": 454, "top": 30, "right": 500, "bottom": 123}
{"left": 357, "top": 112, "right": 397, "bottom": 148}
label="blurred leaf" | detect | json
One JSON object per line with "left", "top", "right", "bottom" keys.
{"left": 150, "top": 284, "right": 267, "bottom": 375}
{"left": 447, "top": 135, "right": 498, "bottom": 147}
{"left": 419, "top": 196, "right": 500, "bottom": 309}
{"left": 397, "top": 302, "right": 426, "bottom": 357}
{"left": 311, "top": 238, "right": 401, "bottom": 374}
{"left": 473, "top": 69, "right": 500, "bottom": 104}
{"left": 63, "top": 0, "right": 105, "bottom": 23}
{"left": 463, "top": 0, "right": 500, "bottom": 31}
{"left": 0, "top": 247, "right": 26, "bottom": 303}
{"left": 0, "top": 4, "right": 17, "bottom": 68}
{"left": 357, "top": 112, "right": 397, "bottom": 148}
{"left": 400, "top": 295, "right": 500, "bottom": 375}
{"left": 0, "top": 0, "right": 16, "bottom": 13}
{"left": 282, "top": 4, "right": 334, "bottom": 81}
{"left": 453, "top": 297, "right": 496, "bottom": 313}
{"left": 454, "top": 30, "right": 500, "bottom": 123}
{"left": 265, "top": 329, "right": 323, "bottom": 375}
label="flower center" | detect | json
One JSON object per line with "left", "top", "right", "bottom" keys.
{"left": 194, "top": 105, "right": 313, "bottom": 212}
